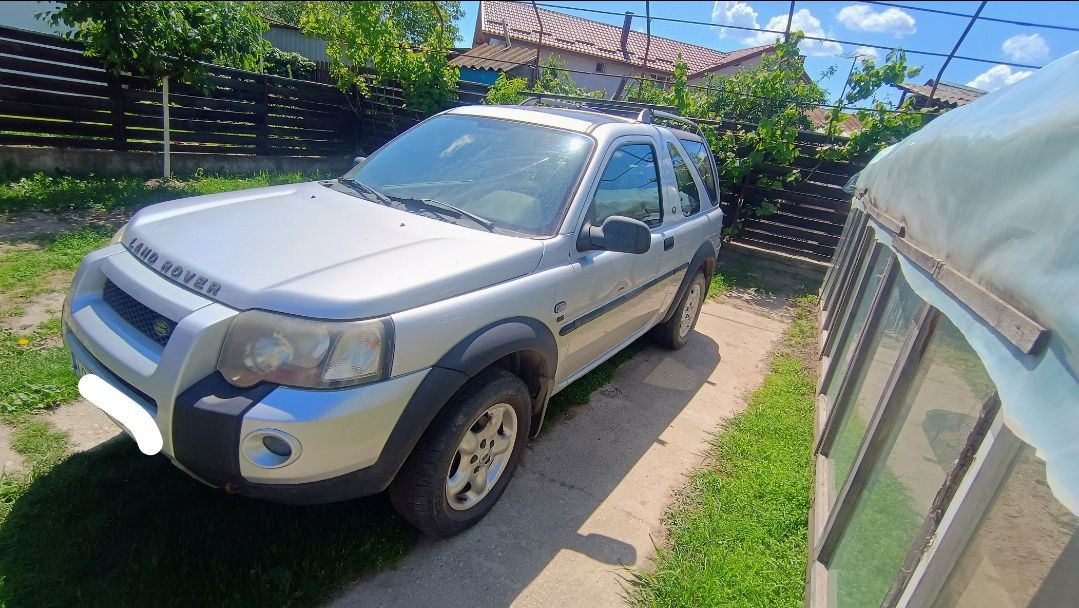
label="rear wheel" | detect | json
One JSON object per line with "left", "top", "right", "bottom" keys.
{"left": 651, "top": 271, "right": 707, "bottom": 350}
{"left": 388, "top": 368, "right": 531, "bottom": 537}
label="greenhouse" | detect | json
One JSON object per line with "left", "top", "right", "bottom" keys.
{"left": 807, "top": 52, "right": 1079, "bottom": 607}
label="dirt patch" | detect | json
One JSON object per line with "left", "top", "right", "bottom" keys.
{"left": 43, "top": 400, "right": 121, "bottom": 454}
{"left": 0, "top": 271, "right": 72, "bottom": 335}
{"left": 0, "top": 209, "right": 128, "bottom": 243}
{"left": 0, "top": 424, "right": 25, "bottom": 477}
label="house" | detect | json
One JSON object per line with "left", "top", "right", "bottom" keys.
{"left": 895, "top": 79, "right": 987, "bottom": 109}
{"left": 451, "top": 43, "right": 537, "bottom": 85}
{"left": 263, "top": 21, "right": 330, "bottom": 63}
{"left": 469, "top": 1, "right": 775, "bottom": 98}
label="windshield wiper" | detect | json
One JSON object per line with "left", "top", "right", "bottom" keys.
{"left": 386, "top": 195, "right": 496, "bottom": 232}
{"left": 336, "top": 177, "right": 393, "bottom": 206}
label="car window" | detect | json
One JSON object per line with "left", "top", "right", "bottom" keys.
{"left": 345, "top": 114, "right": 593, "bottom": 237}
{"left": 668, "top": 143, "right": 702, "bottom": 216}
{"left": 591, "top": 143, "right": 662, "bottom": 228}
{"left": 679, "top": 139, "right": 718, "bottom": 204}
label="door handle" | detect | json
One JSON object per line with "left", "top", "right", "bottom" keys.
{"left": 663, "top": 236, "right": 675, "bottom": 251}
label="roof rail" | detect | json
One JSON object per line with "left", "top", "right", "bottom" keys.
{"left": 642, "top": 109, "right": 703, "bottom": 136}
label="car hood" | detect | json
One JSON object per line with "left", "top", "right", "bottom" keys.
{"left": 122, "top": 182, "right": 544, "bottom": 318}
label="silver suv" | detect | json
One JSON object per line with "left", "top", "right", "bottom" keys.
{"left": 63, "top": 104, "right": 723, "bottom": 536}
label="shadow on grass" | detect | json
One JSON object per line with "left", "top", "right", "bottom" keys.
{"left": 0, "top": 437, "right": 415, "bottom": 607}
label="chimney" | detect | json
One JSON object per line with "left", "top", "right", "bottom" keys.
{"left": 502, "top": 20, "right": 511, "bottom": 47}
{"left": 620, "top": 11, "right": 634, "bottom": 60}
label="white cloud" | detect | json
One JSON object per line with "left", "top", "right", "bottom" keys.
{"left": 837, "top": 5, "right": 916, "bottom": 37}
{"left": 747, "top": 9, "right": 843, "bottom": 56}
{"left": 967, "top": 64, "right": 1033, "bottom": 91}
{"left": 711, "top": 1, "right": 761, "bottom": 39}
{"left": 1002, "top": 33, "right": 1049, "bottom": 62}
{"left": 712, "top": 3, "right": 842, "bottom": 56}
{"left": 853, "top": 46, "right": 881, "bottom": 63}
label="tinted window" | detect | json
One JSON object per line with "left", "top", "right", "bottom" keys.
{"left": 668, "top": 143, "right": 702, "bottom": 216}
{"left": 591, "top": 144, "right": 662, "bottom": 228}
{"left": 679, "top": 139, "right": 718, "bottom": 204}
{"left": 346, "top": 114, "right": 593, "bottom": 237}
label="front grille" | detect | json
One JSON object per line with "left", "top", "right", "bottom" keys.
{"left": 102, "top": 280, "right": 177, "bottom": 347}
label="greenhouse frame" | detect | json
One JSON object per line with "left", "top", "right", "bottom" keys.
{"left": 807, "top": 53, "right": 1079, "bottom": 608}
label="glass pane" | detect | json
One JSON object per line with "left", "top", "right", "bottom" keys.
{"left": 829, "top": 316, "right": 997, "bottom": 608}
{"left": 825, "top": 247, "right": 891, "bottom": 396}
{"left": 348, "top": 114, "right": 593, "bottom": 236}
{"left": 829, "top": 276, "right": 924, "bottom": 496}
{"left": 932, "top": 443, "right": 1079, "bottom": 608}
{"left": 667, "top": 143, "right": 702, "bottom": 216}
{"left": 678, "top": 139, "right": 718, "bottom": 203}
{"left": 592, "top": 144, "right": 662, "bottom": 227}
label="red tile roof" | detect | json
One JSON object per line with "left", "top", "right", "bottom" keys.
{"left": 478, "top": 1, "right": 772, "bottom": 76}
{"left": 803, "top": 107, "right": 863, "bottom": 135}
{"left": 895, "top": 80, "right": 987, "bottom": 107}
{"left": 450, "top": 42, "right": 537, "bottom": 72}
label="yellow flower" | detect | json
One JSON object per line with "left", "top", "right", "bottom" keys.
{"left": 17, "top": 338, "right": 29, "bottom": 347}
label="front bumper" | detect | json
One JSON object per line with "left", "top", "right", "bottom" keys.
{"left": 63, "top": 246, "right": 448, "bottom": 503}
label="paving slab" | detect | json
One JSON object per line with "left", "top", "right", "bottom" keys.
{"left": 329, "top": 298, "right": 788, "bottom": 608}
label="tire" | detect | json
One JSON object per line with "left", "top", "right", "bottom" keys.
{"left": 388, "top": 367, "right": 531, "bottom": 537}
{"left": 651, "top": 271, "right": 707, "bottom": 350}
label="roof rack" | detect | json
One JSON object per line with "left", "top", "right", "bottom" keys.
{"left": 520, "top": 92, "right": 676, "bottom": 119}
{"left": 636, "top": 108, "right": 704, "bottom": 136}
{"left": 518, "top": 93, "right": 702, "bottom": 135}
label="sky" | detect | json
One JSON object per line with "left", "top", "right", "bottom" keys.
{"left": 5, "top": 1, "right": 1078, "bottom": 106}
{"left": 453, "top": 1, "right": 1079, "bottom": 105}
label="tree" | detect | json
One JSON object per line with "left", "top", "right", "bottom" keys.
{"left": 301, "top": 1, "right": 462, "bottom": 113}
{"left": 253, "top": 1, "right": 306, "bottom": 26}
{"left": 45, "top": 1, "right": 266, "bottom": 85}
{"left": 819, "top": 50, "right": 928, "bottom": 160}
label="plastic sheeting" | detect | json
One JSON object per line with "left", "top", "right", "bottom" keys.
{"left": 851, "top": 51, "right": 1079, "bottom": 514}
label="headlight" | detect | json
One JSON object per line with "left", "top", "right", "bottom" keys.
{"left": 110, "top": 222, "right": 129, "bottom": 246}
{"left": 217, "top": 311, "right": 392, "bottom": 389}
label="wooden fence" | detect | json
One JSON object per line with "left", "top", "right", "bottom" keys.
{"left": 698, "top": 118, "right": 864, "bottom": 263}
{"left": 0, "top": 25, "right": 359, "bottom": 157}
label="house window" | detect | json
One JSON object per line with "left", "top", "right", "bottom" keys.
{"left": 595, "top": 62, "right": 605, "bottom": 73}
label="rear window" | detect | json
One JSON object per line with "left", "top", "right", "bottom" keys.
{"left": 679, "top": 139, "right": 718, "bottom": 204}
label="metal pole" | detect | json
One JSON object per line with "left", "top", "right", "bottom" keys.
{"left": 928, "top": 1, "right": 986, "bottom": 105}
{"left": 162, "top": 75, "right": 171, "bottom": 179}
{"left": 637, "top": 0, "right": 651, "bottom": 102}
{"left": 531, "top": 1, "right": 544, "bottom": 85}
{"left": 784, "top": 0, "right": 796, "bottom": 42}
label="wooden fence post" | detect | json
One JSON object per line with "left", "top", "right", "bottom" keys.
{"left": 256, "top": 74, "right": 270, "bottom": 156}
{"left": 107, "top": 73, "right": 127, "bottom": 151}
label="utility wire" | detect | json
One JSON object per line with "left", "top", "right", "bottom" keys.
{"left": 526, "top": 1, "right": 1051, "bottom": 70}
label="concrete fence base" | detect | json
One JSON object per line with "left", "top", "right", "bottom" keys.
{"left": 0, "top": 146, "right": 355, "bottom": 178}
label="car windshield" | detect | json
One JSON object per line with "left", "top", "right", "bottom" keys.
{"left": 342, "top": 114, "right": 594, "bottom": 237}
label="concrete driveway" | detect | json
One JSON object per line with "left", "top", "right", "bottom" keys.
{"left": 329, "top": 298, "right": 788, "bottom": 608}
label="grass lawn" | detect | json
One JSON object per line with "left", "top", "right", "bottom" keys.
{"left": 629, "top": 296, "right": 818, "bottom": 608}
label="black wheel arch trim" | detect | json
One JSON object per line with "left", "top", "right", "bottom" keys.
{"left": 173, "top": 317, "right": 561, "bottom": 504}
{"left": 660, "top": 241, "right": 716, "bottom": 324}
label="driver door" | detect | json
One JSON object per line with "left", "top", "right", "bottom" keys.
{"left": 558, "top": 138, "right": 673, "bottom": 381}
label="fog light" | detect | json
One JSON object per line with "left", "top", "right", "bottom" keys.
{"left": 241, "top": 429, "right": 301, "bottom": 469}
{"left": 262, "top": 434, "right": 292, "bottom": 457}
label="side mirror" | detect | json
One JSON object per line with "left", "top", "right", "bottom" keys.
{"left": 353, "top": 156, "right": 367, "bottom": 166}
{"left": 577, "top": 216, "right": 651, "bottom": 254}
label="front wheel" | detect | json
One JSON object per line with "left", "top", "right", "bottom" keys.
{"left": 388, "top": 368, "right": 531, "bottom": 537}
{"left": 651, "top": 271, "right": 707, "bottom": 350}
